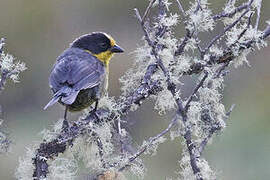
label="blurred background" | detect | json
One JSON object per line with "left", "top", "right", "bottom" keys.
{"left": 0, "top": 0, "right": 269, "bottom": 179}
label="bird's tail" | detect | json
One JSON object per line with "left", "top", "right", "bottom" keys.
{"left": 44, "top": 95, "right": 61, "bottom": 110}
{"left": 44, "top": 86, "right": 79, "bottom": 110}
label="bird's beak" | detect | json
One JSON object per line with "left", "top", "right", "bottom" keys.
{"left": 110, "top": 45, "right": 124, "bottom": 53}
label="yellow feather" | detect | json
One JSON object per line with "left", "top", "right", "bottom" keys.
{"left": 93, "top": 50, "right": 113, "bottom": 66}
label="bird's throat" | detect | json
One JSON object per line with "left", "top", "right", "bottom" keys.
{"left": 92, "top": 50, "right": 113, "bottom": 66}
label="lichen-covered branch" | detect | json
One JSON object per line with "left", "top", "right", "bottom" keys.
{"left": 212, "top": 0, "right": 254, "bottom": 20}
{"left": 0, "top": 38, "right": 26, "bottom": 93}
{"left": 32, "top": 74, "right": 163, "bottom": 179}
{"left": 0, "top": 38, "right": 26, "bottom": 154}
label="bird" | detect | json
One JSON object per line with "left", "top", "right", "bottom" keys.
{"left": 44, "top": 32, "right": 124, "bottom": 127}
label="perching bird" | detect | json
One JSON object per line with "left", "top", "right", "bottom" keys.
{"left": 44, "top": 32, "right": 124, "bottom": 124}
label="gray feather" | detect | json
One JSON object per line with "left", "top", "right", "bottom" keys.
{"left": 61, "top": 91, "right": 80, "bottom": 105}
{"left": 44, "top": 96, "right": 60, "bottom": 110}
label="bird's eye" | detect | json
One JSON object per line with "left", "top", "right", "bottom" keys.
{"left": 99, "top": 43, "right": 107, "bottom": 48}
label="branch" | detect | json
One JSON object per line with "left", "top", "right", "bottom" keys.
{"left": 175, "top": 29, "right": 193, "bottom": 56}
{"left": 135, "top": 4, "right": 184, "bottom": 109}
{"left": 184, "top": 126, "right": 203, "bottom": 180}
{"left": 212, "top": 0, "right": 254, "bottom": 20}
{"left": 183, "top": 24, "right": 270, "bottom": 76}
{"left": 0, "top": 69, "right": 17, "bottom": 93}
{"left": 142, "top": 0, "right": 157, "bottom": 25}
{"left": 0, "top": 38, "right": 7, "bottom": 93}
{"left": 255, "top": 0, "right": 262, "bottom": 30}
{"left": 135, "top": 3, "right": 204, "bottom": 178}
{"left": 199, "top": 104, "right": 236, "bottom": 155}
{"left": 204, "top": 7, "right": 251, "bottom": 54}
{"left": 185, "top": 72, "right": 208, "bottom": 110}
{"left": 0, "top": 38, "right": 5, "bottom": 54}
{"left": 175, "top": 0, "right": 186, "bottom": 16}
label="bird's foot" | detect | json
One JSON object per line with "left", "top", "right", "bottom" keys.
{"left": 87, "top": 108, "right": 100, "bottom": 123}
{"left": 94, "top": 111, "right": 100, "bottom": 122}
{"left": 62, "top": 119, "right": 70, "bottom": 132}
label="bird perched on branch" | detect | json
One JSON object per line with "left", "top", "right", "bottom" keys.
{"left": 44, "top": 32, "right": 124, "bottom": 126}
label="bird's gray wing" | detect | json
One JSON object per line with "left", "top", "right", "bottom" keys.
{"left": 50, "top": 54, "right": 104, "bottom": 91}
{"left": 46, "top": 52, "right": 104, "bottom": 107}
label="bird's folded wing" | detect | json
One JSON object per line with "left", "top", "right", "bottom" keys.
{"left": 49, "top": 54, "right": 105, "bottom": 93}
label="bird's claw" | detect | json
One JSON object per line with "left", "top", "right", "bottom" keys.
{"left": 62, "top": 119, "right": 70, "bottom": 132}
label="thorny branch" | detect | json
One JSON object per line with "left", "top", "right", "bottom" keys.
{"left": 31, "top": 0, "right": 270, "bottom": 179}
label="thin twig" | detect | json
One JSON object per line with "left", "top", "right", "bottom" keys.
{"left": 134, "top": 8, "right": 176, "bottom": 96}
{"left": 211, "top": 12, "right": 254, "bottom": 78}
{"left": 184, "top": 127, "right": 203, "bottom": 180}
{"left": 183, "top": 23, "right": 270, "bottom": 76}
{"left": 0, "top": 38, "right": 5, "bottom": 54}
{"left": 136, "top": 2, "right": 187, "bottom": 116}
{"left": 195, "top": 0, "right": 202, "bottom": 13}
{"left": 134, "top": 8, "right": 154, "bottom": 47}
{"left": 135, "top": 4, "right": 204, "bottom": 178}
{"left": 0, "top": 70, "right": 17, "bottom": 93}
{"left": 255, "top": 0, "right": 262, "bottom": 30}
{"left": 185, "top": 72, "right": 208, "bottom": 110}
{"left": 199, "top": 104, "right": 236, "bottom": 155}
{"left": 204, "top": 8, "right": 251, "bottom": 54}
{"left": 198, "top": 125, "right": 220, "bottom": 155}
{"left": 226, "top": 104, "right": 236, "bottom": 117}
{"left": 93, "top": 133, "right": 106, "bottom": 169}
{"left": 175, "top": 29, "right": 193, "bottom": 56}
{"left": 262, "top": 25, "right": 270, "bottom": 39}
{"left": 237, "top": 12, "right": 253, "bottom": 41}
{"left": 142, "top": 0, "right": 157, "bottom": 25}
{"left": 175, "top": 0, "right": 186, "bottom": 16}
{"left": 118, "top": 114, "right": 179, "bottom": 172}
{"left": 212, "top": 0, "right": 254, "bottom": 20}
{"left": 213, "top": 62, "right": 230, "bottom": 79}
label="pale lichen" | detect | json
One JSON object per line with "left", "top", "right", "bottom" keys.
{"left": 47, "top": 158, "right": 78, "bottom": 180}
{"left": 186, "top": 0, "right": 214, "bottom": 32}
{"left": 40, "top": 119, "right": 63, "bottom": 142}
{"left": 0, "top": 119, "right": 10, "bottom": 153}
{"left": 15, "top": 147, "right": 35, "bottom": 180}
{"left": 0, "top": 52, "right": 27, "bottom": 83}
